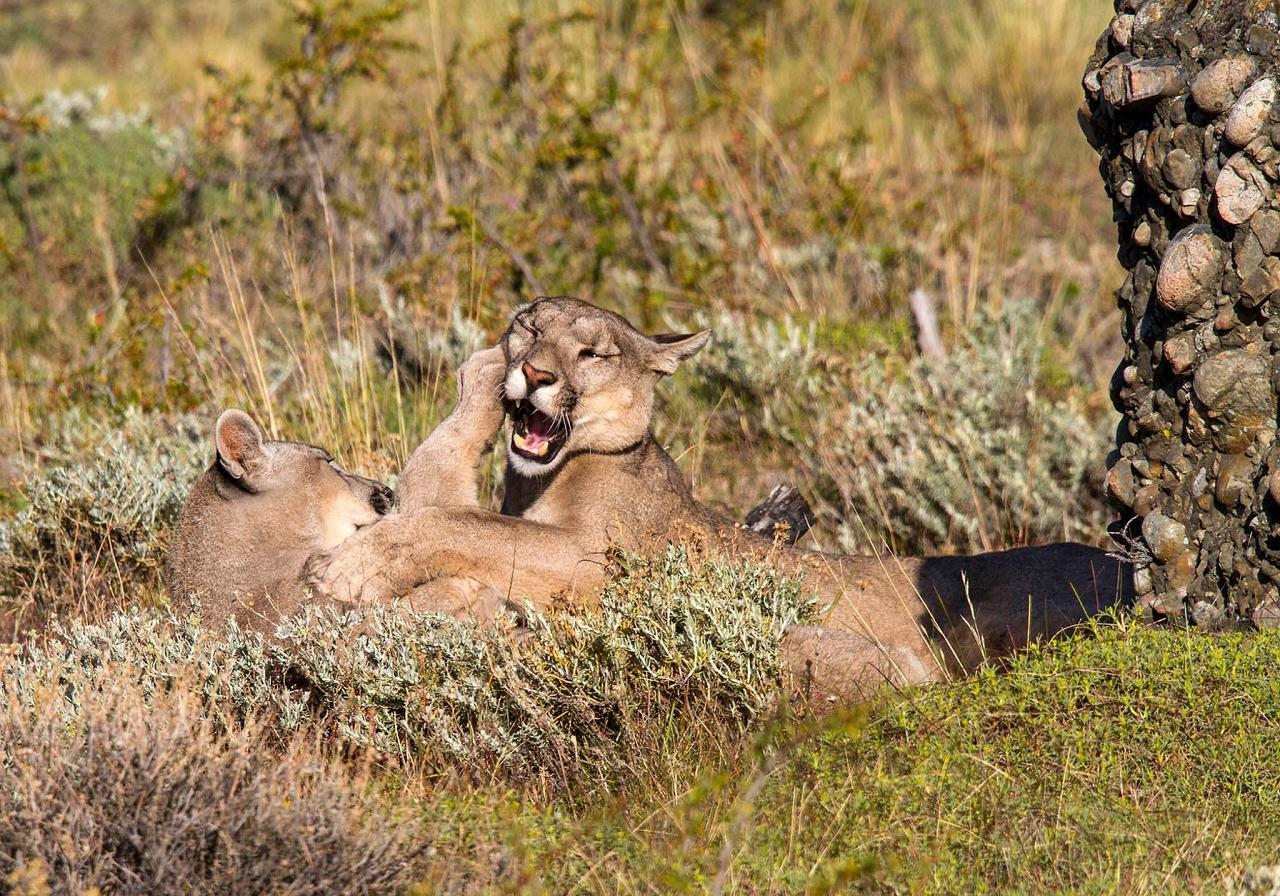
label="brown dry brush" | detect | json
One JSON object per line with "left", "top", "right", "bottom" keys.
{"left": 0, "top": 674, "right": 426, "bottom": 896}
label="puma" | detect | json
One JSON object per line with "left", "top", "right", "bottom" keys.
{"left": 166, "top": 409, "right": 396, "bottom": 631}
{"left": 309, "top": 297, "right": 1133, "bottom": 698}
{"left": 169, "top": 348, "right": 813, "bottom": 637}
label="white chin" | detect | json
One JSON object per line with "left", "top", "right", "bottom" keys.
{"left": 507, "top": 446, "right": 568, "bottom": 477}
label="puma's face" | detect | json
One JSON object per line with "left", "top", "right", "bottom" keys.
{"left": 499, "top": 296, "right": 710, "bottom": 477}
{"left": 208, "top": 409, "right": 393, "bottom": 552}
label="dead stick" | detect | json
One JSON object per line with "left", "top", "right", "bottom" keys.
{"left": 908, "top": 287, "right": 945, "bottom": 361}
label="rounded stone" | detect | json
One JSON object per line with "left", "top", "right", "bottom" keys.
{"left": 1254, "top": 209, "right": 1280, "bottom": 253}
{"left": 1192, "top": 349, "right": 1273, "bottom": 415}
{"left": 1164, "top": 332, "right": 1197, "bottom": 373}
{"left": 1191, "top": 56, "right": 1259, "bottom": 114}
{"left": 1166, "top": 548, "right": 1197, "bottom": 588}
{"left": 1111, "top": 14, "right": 1135, "bottom": 49}
{"left": 1163, "top": 148, "right": 1199, "bottom": 189}
{"left": 1179, "top": 188, "right": 1202, "bottom": 216}
{"left": 1239, "top": 255, "right": 1280, "bottom": 306}
{"left": 1253, "top": 602, "right": 1280, "bottom": 629}
{"left": 1215, "top": 153, "right": 1270, "bottom": 225}
{"left": 1134, "top": 565, "right": 1154, "bottom": 597}
{"left": 1224, "top": 77, "right": 1276, "bottom": 147}
{"left": 1142, "top": 511, "right": 1187, "bottom": 561}
{"left": 1216, "top": 453, "right": 1255, "bottom": 507}
{"left": 1107, "top": 458, "right": 1137, "bottom": 507}
{"left": 1156, "top": 225, "right": 1227, "bottom": 313}
{"left": 1192, "top": 600, "right": 1225, "bottom": 628}
{"left": 1134, "top": 483, "right": 1161, "bottom": 517}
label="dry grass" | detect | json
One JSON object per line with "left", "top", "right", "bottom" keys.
{"left": 0, "top": 672, "right": 424, "bottom": 895}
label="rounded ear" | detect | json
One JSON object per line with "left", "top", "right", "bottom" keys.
{"left": 648, "top": 329, "right": 711, "bottom": 375}
{"left": 215, "top": 409, "right": 266, "bottom": 484}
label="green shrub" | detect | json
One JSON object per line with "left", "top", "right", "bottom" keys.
{"left": 0, "top": 89, "right": 189, "bottom": 342}
{"left": 0, "top": 409, "right": 203, "bottom": 630}
{"left": 9, "top": 546, "right": 813, "bottom": 787}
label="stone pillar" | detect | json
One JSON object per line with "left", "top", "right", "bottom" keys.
{"left": 1081, "top": 2, "right": 1280, "bottom": 627}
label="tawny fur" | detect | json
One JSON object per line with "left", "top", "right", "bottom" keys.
{"left": 167, "top": 409, "right": 395, "bottom": 632}
{"left": 309, "top": 298, "right": 1133, "bottom": 699}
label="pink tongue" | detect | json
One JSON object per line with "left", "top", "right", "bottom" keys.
{"left": 523, "top": 410, "right": 555, "bottom": 448}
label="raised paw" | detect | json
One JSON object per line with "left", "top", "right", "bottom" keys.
{"left": 455, "top": 345, "right": 508, "bottom": 429}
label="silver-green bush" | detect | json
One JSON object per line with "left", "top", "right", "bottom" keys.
{"left": 8, "top": 547, "right": 813, "bottom": 787}
{"left": 820, "top": 302, "right": 1109, "bottom": 553}
{"left": 0, "top": 409, "right": 203, "bottom": 624}
{"left": 670, "top": 301, "right": 1110, "bottom": 554}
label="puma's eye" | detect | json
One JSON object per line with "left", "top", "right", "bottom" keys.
{"left": 580, "top": 348, "right": 603, "bottom": 359}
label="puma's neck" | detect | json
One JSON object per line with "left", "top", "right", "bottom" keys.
{"left": 502, "top": 430, "right": 660, "bottom": 513}
{"left": 501, "top": 431, "right": 700, "bottom": 527}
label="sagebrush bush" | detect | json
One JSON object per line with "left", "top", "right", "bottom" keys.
{"left": 8, "top": 546, "right": 812, "bottom": 788}
{"left": 0, "top": 677, "right": 424, "bottom": 895}
{"left": 671, "top": 301, "right": 1110, "bottom": 554}
{"left": 0, "top": 409, "right": 203, "bottom": 631}
{"left": 819, "top": 301, "right": 1110, "bottom": 553}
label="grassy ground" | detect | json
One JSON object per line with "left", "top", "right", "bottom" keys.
{"left": 411, "top": 618, "right": 1280, "bottom": 894}
{"left": 7, "top": 1, "right": 1273, "bottom": 893}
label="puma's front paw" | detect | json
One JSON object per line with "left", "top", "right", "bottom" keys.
{"left": 301, "top": 526, "right": 410, "bottom": 607}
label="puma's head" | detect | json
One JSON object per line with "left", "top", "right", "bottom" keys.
{"left": 499, "top": 296, "right": 710, "bottom": 477}
{"left": 167, "top": 409, "right": 393, "bottom": 629}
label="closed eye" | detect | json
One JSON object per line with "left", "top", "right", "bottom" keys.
{"left": 579, "top": 347, "right": 616, "bottom": 360}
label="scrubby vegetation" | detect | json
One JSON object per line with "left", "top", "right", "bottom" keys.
{"left": 10, "top": 548, "right": 812, "bottom": 783}
{"left": 0, "top": 409, "right": 203, "bottom": 633}
{"left": 6, "top": 0, "right": 1271, "bottom": 893}
{"left": 10, "top": 608, "right": 1280, "bottom": 893}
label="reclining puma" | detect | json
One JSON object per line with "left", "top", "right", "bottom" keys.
{"left": 310, "top": 297, "right": 1132, "bottom": 694}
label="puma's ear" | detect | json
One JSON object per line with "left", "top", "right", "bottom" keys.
{"left": 215, "top": 409, "right": 266, "bottom": 485}
{"left": 648, "top": 329, "right": 711, "bottom": 375}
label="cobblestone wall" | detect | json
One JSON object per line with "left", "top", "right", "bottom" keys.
{"left": 1081, "top": 0, "right": 1280, "bottom": 626}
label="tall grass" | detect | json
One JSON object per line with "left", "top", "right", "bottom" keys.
{"left": 0, "top": 0, "right": 1122, "bottom": 576}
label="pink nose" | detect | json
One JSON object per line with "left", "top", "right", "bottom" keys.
{"left": 521, "top": 361, "right": 556, "bottom": 389}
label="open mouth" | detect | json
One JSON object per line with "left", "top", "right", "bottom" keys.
{"left": 507, "top": 399, "right": 570, "bottom": 465}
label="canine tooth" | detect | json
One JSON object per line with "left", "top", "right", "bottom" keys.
{"left": 513, "top": 432, "right": 528, "bottom": 450}
{"left": 534, "top": 442, "right": 549, "bottom": 457}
